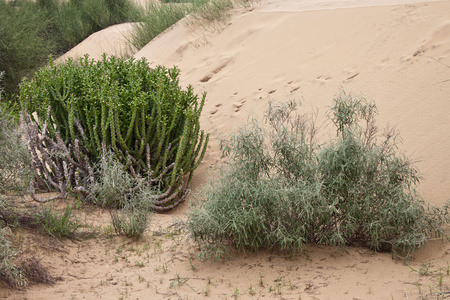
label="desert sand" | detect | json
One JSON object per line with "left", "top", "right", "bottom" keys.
{"left": 3, "top": 0, "right": 450, "bottom": 299}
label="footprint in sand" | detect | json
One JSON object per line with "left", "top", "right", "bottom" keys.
{"left": 200, "top": 57, "right": 233, "bottom": 83}
{"left": 286, "top": 80, "right": 300, "bottom": 93}
{"left": 233, "top": 100, "right": 246, "bottom": 112}
{"left": 343, "top": 72, "right": 359, "bottom": 82}
{"left": 290, "top": 86, "right": 300, "bottom": 93}
{"left": 314, "top": 75, "right": 333, "bottom": 84}
{"left": 253, "top": 88, "right": 264, "bottom": 100}
{"left": 210, "top": 103, "right": 222, "bottom": 115}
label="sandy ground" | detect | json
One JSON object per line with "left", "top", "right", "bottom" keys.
{"left": 3, "top": 0, "right": 450, "bottom": 299}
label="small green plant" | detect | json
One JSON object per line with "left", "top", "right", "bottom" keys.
{"left": 248, "top": 284, "right": 255, "bottom": 295}
{"left": 232, "top": 287, "right": 239, "bottom": 299}
{"left": 419, "top": 262, "right": 431, "bottom": 276}
{"left": 135, "top": 261, "right": 144, "bottom": 268}
{"left": 187, "top": 92, "right": 450, "bottom": 258}
{"left": 204, "top": 277, "right": 211, "bottom": 296}
{"left": 189, "top": 257, "right": 196, "bottom": 270}
{"left": 89, "top": 151, "right": 139, "bottom": 208}
{"left": 288, "top": 277, "right": 294, "bottom": 290}
{"left": 415, "top": 282, "right": 424, "bottom": 299}
{"left": 35, "top": 204, "right": 81, "bottom": 239}
{"left": 111, "top": 205, "right": 149, "bottom": 238}
{"left": 170, "top": 273, "right": 189, "bottom": 287}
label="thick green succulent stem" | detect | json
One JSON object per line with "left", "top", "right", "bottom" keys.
{"left": 19, "top": 55, "right": 209, "bottom": 210}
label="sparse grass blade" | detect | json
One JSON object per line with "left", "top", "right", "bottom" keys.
{"left": 131, "top": 2, "right": 191, "bottom": 49}
{"left": 35, "top": 204, "right": 82, "bottom": 239}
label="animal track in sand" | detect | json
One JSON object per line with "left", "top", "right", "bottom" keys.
{"left": 210, "top": 103, "right": 222, "bottom": 115}
{"left": 199, "top": 58, "right": 233, "bottom": 83}
{"left": 233, "top": 100, "right": 246, "bottom": 112}
{"left": 314, "top": 75, "right": 333, "bottom": 83}
{"left": 286, "top": 80, "right": 300, "bottom": 93}
{"left": 200, "top": 74, "right": 212, "bottom": 83}
{"left": 344, "top": 72, "right": 359, "bottom": 81}
{"left": 290, "top": 86, "right": 300, "bottom": 93}
{"left": 176, "top": 43, "right": 189, "bottom": 55}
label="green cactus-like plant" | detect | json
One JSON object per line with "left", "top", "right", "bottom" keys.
{"left": 19, "top": 55, "right": 208, "bottom": 211}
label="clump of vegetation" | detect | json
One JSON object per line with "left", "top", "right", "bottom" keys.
{"left": 131, "top": 0, "right": 256, "bottom": 49}
{"left": 0, "top": 1, "right": 55, "bottom": 96}
{"left": 189, "top": 0, "right": 234, "bottom": 25}
{"left": 41, "top": 0, "right": 142, "bottom": 52}
{"left": 0, "top": 224, "right": 26, "bottom": 288}
{"left": 20, "top": 56, "right": 208, "bottom": 211}
{"left": 131, "top": 2, "right": 191, "bottom": 50}
{"left": 35, "top": 204, "right": 82, "bottom": 240}
{"left": 1, "top": 0, "right": 255, "bottom": 97}
{"left": 110, "top": 200, "right": 151, "bottom": 238}
{"left": 20, "top": 257, "right": 55, "bottom": 285}
{"left": 89, "top": 151, "right": 154, "bottom": 238}
{"left": 0, "top": 0, "right": 142, "bottom": 97}
{"left": 0, "top": 73, "right": 31, "bottom": 194}
{"left": 0, "top": 223, "right": 55, "bottom": 288}
{"left": 187, "top": 92, "right": 449, "bottom": 259}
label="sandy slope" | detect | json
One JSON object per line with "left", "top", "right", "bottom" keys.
{"left": 135, "top": 0, "right": 450, "bottom": 207}
{"left": 56, "top": 23, "right": 137, "bottom": 62}
{"left": 4, "top": 0, "right": 450, "bottom": 299}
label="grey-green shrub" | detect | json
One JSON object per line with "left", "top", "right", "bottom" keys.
{"left": 0, "top": 73, "right": 31, "bottom": 194}
{"left": 88, "top": 151, "right": 139, "bottom": 208}
{"left": 89, "top": 151, "right": 154, "bottom": 237}
{"left": 0, "top": 223, "right": 26, "bottom": 288}
{"left": 110, "top": 198, "right": 152, "bottom": 238}
{"left": 187, "top": 93, "right": 449, "bottom": 259}
{"left": 19, "top": 56, "right": 208, "bottom": 211}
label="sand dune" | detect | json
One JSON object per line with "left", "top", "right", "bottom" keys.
{"left": 57, "top": 23, "right": 137, "bottom": 62}
{"left": 135, "top": 0, "right": 450, "bottom": 207}
{"left": 5, "top": 1, "right": 450, "bottom": 299}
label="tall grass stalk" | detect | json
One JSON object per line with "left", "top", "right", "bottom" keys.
{"left": 131, "top": 0, "right": 255, "bottom": 49}
{"left": 131, "top": 2, "right": 191, "bottom": 50}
